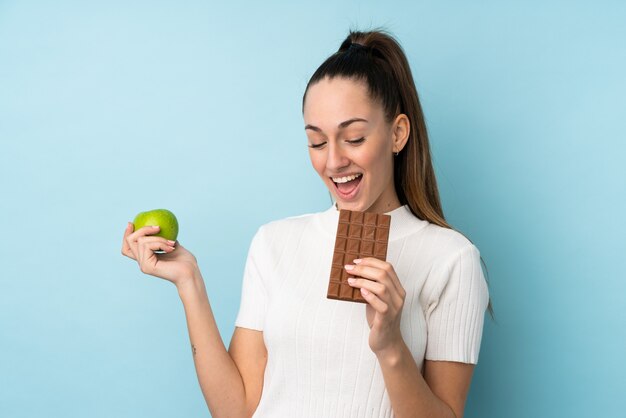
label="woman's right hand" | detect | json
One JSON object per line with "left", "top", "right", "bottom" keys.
{"left": 121, "top": 222, "right": 198, "bottom": 287}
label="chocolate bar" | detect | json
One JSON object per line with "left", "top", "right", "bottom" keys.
{"left": 327, "top": 209, "right": 391, "bottom": 303}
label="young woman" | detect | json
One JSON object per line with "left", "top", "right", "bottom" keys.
{"left": 122, "top": 29, "right": 491, "bottom": 418}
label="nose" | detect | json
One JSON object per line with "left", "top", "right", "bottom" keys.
{"left": 326, "top": 140, "right": 350, "bottom": 173}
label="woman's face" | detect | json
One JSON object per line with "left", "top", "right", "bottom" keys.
{"left": 303, "top": 76, "right": 409, "bottom": 213}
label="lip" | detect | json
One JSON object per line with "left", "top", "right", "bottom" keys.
{"left": 328, "top": 172, "right": 363, "bottom": 181}
{"left": 332, "top": 174, "right": 363, "bottom": 201}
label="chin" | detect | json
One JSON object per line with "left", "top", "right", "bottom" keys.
{"left": 333, "top": 200, "right": 368, "bottom": 212}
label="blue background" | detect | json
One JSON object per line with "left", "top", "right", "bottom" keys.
{"left": 1, "top": 1, "right": 625, "bottom": 417}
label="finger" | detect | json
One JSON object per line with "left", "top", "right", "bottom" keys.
{"left": 352, "top": 258, "right": 405, "bottom": 300}
{"left": 345, "top": 263, "right": 386, "bottom": 283}
{"left": 347, "top": 276, "right": 388, "bottom": 301}
{"left": 355, "top": 283, "right": 389, "bottom": 314}
{"left": 137, "top": 238, "right": 176, "bottom": 274}
{"left": 345, "top": 263, "right": 403, "bottom": 306}
{"left": 122, "top": 222, "right": 136, "bottom": 258}
{"left": 137, "top": 235, "right": 176, "bottom": 252}
{"left": 127, "top": 225, "right": 161, "bottom": 249}
{"left": 128, "top": 225, "right": 161, "bottom": 241}
{"left": 126, "top": 225, "right": 160, "bottom": 256}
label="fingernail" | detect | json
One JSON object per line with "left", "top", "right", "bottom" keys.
{"left": 347, "top": 277, "right": 356, "bottom": 284}
{"left": 345, "top": 264, "right": 354, "bottom": 271}
{"left": 167, "top": 240, "right": 175, "bottom": 245}
{"left": 353, "top": 259, "right": 362, "bottom": 264}
{"left": 152, "top": 225, "right": 160, "bottom": 229}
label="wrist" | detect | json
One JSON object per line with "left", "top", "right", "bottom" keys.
{"left": 176, "top": 267, "right": 204, "bottom": 296}
{"left": 374, "top": 337, "right": 409, "bottom": 368}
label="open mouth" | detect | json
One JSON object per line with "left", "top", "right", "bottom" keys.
{"left": 331, "top": 173, "right": 363, "bottom": 200}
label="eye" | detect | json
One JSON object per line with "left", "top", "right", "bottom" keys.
{"left": 308, "top": 137, "right": 364, "bottom": 149}
{"left": 308, "top": 142, "right": 327, "bottom": 149}
{"left": 347, "top": 137, "right": 365, "bottom": 145}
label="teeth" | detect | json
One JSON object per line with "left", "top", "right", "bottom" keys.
{"left": 332, "top": 173, "right": 362, "bottom": 183}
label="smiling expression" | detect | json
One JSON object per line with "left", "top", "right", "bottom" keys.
{"left": 303, "top": 76, "right": 409, "bottom": 213}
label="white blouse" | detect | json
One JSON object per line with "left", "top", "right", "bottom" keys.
{"left": 235, "top": 203, "right": 490, "bottom": 418}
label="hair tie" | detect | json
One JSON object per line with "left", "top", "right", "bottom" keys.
{"left": 348, "top": 42, "right": 369, "bottom": 52}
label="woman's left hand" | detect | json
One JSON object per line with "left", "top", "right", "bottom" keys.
{"left": 345, "top": 257, "right": 406, "bottom": 355}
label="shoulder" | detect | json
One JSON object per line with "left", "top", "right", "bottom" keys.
{"left": 245, "top": 209, "right": 327, "bottom": 270}
{"left": 249, "top": 209, "right": 325, "bottom": 250}
{"left": 256, "top": 210, "right": 319, "bottom": 235}
{"left": 418, "top": 222, "right": 479, "bottom": 263}
{"left": 418, "top": 224, "right": 487, "bottom": 307}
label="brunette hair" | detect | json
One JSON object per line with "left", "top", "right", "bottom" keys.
{"left": 302, "top": 28, "right": 494, "bottom": 319}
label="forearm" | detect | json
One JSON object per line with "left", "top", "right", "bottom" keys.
{"left": 177, "top": 269, "right": 247, "bottom": 418}
{"left": 377, "top": 342, "right": 456, "bottom": 418}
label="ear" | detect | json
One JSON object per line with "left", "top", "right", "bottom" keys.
{"left": 391, "top": 113, "right": 410, "bottom": 153}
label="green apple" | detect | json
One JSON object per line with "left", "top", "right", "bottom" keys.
{"left": 133, "top": 209, "right": 179, "bottom": 241}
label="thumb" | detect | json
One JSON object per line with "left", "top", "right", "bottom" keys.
{"left": 125, "top": 222, "right": 134, "bottom": 235}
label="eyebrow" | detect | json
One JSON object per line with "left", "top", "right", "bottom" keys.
{"left": 304, "top": 117, "right": 369, "bottom": 133}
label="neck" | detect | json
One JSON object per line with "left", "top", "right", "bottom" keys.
{"left": 321, "top": 199, "right": 428, "bottom": 241}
